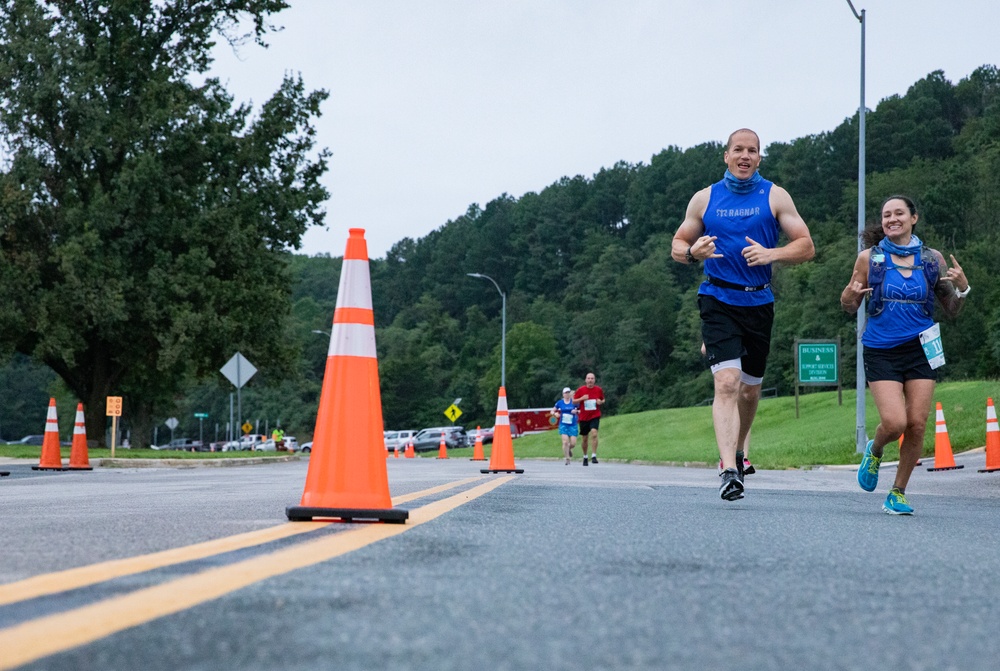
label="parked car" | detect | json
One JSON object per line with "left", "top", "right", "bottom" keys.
{"left": 151, "top": 438, "right": 202, "bottom": 451}
{"left": 411, "top": 426, "right": 468, "bottom": 452}
{"left": 255, "top": 435, "right": 299, "bottom": 452}
{"left": 299, "top": 441, "right": 312, "bottom": 453}
{"left": 14, "top": 435, "right": 45, "bottom": 446}
{"left": 196, "top": 441, "right": 228, "bottom": 452}
{"left": 466, "top": 426, "right": 495, "bottom": 445}
{"left": 222, "top": 434, "right": 267, "bottom": 451}
{"left": 283, "top": 436, "right": 298, "bottom": 452}
{"left": 383, "top": 429, "right": 417, "bottom": 451}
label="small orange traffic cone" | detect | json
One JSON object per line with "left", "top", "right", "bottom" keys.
{"left": 470, "top": 426, "right": 486, "bottom": 461}
{"left": 393, "top": 444, "right": 399, "bottom": 458}
{"left": 32, "top": 398, "right": 67, "bottom": 471}
{"left": 405, "top": 440, "right": 415, "bottom": 458}
{"left": 481, "top": 387, "right": 523, "bottom": 474}
{"left": 68, "top": 403, "right": 93, "bottom": 470}
{"left": 436, "top": 436, "right": 448, "bottom": 459}
{"left": 927, "top": 402, "right": 964, "bottom": 472}
{"left": 978, "top": 397, "right": 1000, "bottom": 473}
{"left": 286, "top": 229, "right": 407, "bottom": 524}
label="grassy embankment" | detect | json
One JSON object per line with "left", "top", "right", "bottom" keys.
{"left": 3, "top": 381, "right": 997, "bottom": 468}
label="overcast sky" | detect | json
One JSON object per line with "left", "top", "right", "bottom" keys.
{"left": 207, "top": 1, "right": 1000, "bottom": 260}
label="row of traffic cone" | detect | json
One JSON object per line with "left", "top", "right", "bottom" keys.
{"left": 31, "top": 399, "right": 92, "bottom": 472}
{"left": 919, "top": 399, "right": 1000, "bottom": 473}
{"left": 285, "top": 229, "right": 523, "bottom": 525}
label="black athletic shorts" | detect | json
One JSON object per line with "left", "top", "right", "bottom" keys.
{"left": 863, "top": 337, "right": 936, "bottom": 383}
{"left": 579, "top": 418, "right": 600, "bottom": 434}
{"left": 698, "top": 294, "right": 774, "bottom": 379}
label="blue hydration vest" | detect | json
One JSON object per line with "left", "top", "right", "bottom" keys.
{"left": 867, "top": 242, "right": 939, "bottom": 318}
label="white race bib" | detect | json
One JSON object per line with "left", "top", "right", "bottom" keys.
{"left": 584, "top": 400, "right": 597, "bottom": 411}
{"left": 919, "top": 322, "right": 945, "bottom": 369}
{"left": 561, "top": 413, "right": 573, "bottom": 425}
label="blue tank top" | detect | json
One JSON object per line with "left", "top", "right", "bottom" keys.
{"left": 862, "top": 261, "right": 935, "bottom": 349}
{"left": 698, "top": 179, "right": 779, "bottom": 307}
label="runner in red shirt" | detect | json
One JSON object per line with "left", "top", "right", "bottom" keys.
{"left": 573, "top": 372, "right": 605, "bottom": 466}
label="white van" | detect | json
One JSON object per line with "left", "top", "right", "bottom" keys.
{"left": 384, "top": 429, "right": 417, "bottom": 451}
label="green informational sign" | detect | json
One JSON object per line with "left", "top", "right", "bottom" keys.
{"left": 798, "top": 342, "right": 838, "bottom": 384}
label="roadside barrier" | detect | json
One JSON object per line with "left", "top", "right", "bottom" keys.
{"left": 68, "top": 403, "right": 93, "bottom": 471}
{"left": 481, "top": 387, "right": 523, "bottom": 474}
{"left": 286, "top": 229, "right": 407, "bottom": 524}
{"left": 470, "top": 426, "right": 486, "bottom": 461}
{"left": 927, "top": 402, "right": 964, "bottom": 472}
{"left": 436, "top": 436, "right": 448, "bottom": 459}
{"left": 978, "top": 397, "right": 1000, "bottom": 473}
{"left": 32, "top": 398, "right": 68, "bottom": 471}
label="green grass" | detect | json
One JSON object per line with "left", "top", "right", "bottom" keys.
{"left": 447, "top": 380, "right": 1000, "bottom": 469}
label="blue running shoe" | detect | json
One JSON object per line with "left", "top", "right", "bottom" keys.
{"left": 858, "top": 440, "right": 881, "bottom": 492}
{"left": 883, "top": 488, "right": 914, "bottom": 515}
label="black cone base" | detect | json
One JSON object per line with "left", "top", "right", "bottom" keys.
{"left": 286, "top": 505, "right": 408, "bottom": 524}
{"left": 0, "top": 471, "right": 9, "bottom": 477}
{"left": 927, "top": 464, "right": 964, "bottom": 471}
{"left": 31, "top": 466, "right": 69, "bottom": 471}
{"left": 977, "top": 467, "right": 1000, "bottom": 473}
{"left": 68, "top": 466, "right": 94, "bottom": 471}
{"left": 480, "top": 468, "right": 524, "bottom": 474}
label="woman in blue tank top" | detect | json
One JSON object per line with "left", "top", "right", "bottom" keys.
{"left": 840, "top": 195, "right": 969, "bottom": 515}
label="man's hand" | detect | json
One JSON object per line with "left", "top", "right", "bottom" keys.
{"left": 742, "top": 236, "right": 773, "bottom": 266}
{"left": 692, "top": 235, "right": 724, "bottom": 261}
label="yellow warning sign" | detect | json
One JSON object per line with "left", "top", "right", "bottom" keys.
{"left": 444, "top": 404, "right": 463, "bottom": 422}
{"left": 242, "top": 422, "right": 253, "bottom": 434}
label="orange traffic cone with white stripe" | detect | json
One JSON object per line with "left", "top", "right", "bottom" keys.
{"left": 481, "top": 387, "right": 523, "bottom": 474}
{"left": 286, "top": 229, "right": 407, "bottom": 524}
{"left": 978, "top": 397, "right": 1000, "bottom": 473}
{"left": 68, "top": 403, "right": 93, "bottom": 470}
{"left": 927, "top": 402, "right": 964, "bottom": 472}
{"left": 470, "top": 426, "right": 486, "bottom": 461}
{"left": 436, "top": 436, "right": 448, "bottom": 459}
{"left": 32, "top": 398, "right": 67, "bottom": 471}
{"left": 393, "top": 444, "right": 399, "bottom": 458}
{"left": 405, "top": 440, "right": 415, "bottom": 458}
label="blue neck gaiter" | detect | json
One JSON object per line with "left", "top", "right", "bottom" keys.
{"left": 723, "top": 169, "right": 763, "bottom": 194}
{"left": 880, "top": 234, "right": 922, "bottom": 257}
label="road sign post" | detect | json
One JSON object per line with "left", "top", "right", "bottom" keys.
{"left": 106, "top": 396, "right": 123, "bottom": 458}
{"left": 794, "top": 338, "right": 842, "bottom": 418}
{"left": 194, "top": 412, "right": 209, "bottom": 448}
{"left": 444, "top": 403, "right": 463, "bottom": 424}
{"left": 220, "top": 352, "right": 257, "bottom": 445}
{"left": 165, "top": 416, "right": 179, "bottom": 446}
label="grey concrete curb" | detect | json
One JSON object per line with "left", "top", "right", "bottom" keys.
{"left": 93, "top": 455, "right": 302, "bottom": 468}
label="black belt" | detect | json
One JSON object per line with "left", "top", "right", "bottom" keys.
{"left": 707, "top": 276, "right": 770, "bottom": 292}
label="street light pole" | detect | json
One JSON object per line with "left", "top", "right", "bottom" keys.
{"left": 467, "top": 273, "right": 506, "bottom": 388}
{"left": 847, "top": 0, "right": 867, "bottom": 453}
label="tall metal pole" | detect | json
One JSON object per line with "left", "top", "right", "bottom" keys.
{"left": 467, "top": 273, "right": 507, "bottom": 388}
{"left": 847, "top": 1, "right": 867, "bottom": 453}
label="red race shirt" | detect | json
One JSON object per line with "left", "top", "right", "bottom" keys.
{"left": 574, "top": 385, "right": 604, "bottom": 421}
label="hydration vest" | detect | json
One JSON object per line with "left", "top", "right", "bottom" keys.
{"left": 867, "top": 242, "right": 939, "bottom": 318}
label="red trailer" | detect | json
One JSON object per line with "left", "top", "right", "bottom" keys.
{"left": 508, "top": 408, "right": 557, "bottom": 437}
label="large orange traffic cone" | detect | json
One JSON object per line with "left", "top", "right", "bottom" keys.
{"left": 436, "top": 436, "right": 448, "bottom": 459}
{"left": 286, "top": 229, "right": 407, "bottom": 524}
{"left": 32, "top": 398, "right": 67, "bottom": 471}
{"left": 405, "top": 440, "right": 415, "bottom": 458}
{"left": 68, "top": 403, "right": 93, "bottom": 470}
{"left": 927, "top": 402, "right": 964, "bottom": 472}
{"left": 481, "top": 387, "right": 523, "bottom": 474}
{"left": 978, "top": 397, "right": 1000, "bottom": 473}
{"left": 470, "top": 426, "right": 486, "bottom": 461}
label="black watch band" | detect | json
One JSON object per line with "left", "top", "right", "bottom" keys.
{"left": 685, "top": 246, "right": 697, "bottom": 263}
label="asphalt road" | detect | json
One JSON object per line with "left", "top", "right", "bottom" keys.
{"left": 2, "top": 451, "right": 999, "bottom": 671}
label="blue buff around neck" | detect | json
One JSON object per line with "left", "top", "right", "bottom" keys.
{"left": 723, "top": 169, "right": 762, "bottom": 194}
{"left": 879, "top": 234, "right": 923, "bottom": 256}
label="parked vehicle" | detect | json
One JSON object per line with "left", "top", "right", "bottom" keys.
{"left": 14, "top": 435, "right": 45, "bottom": 446}
{"left": 151, "top": 438, "right": 202, "bottom": 451}
{"left": 411, "top": 426, "right": 468, "bottom": 452}
{"left": 383, "top": 429, "right": 417, "bottom": 451}
{"left": 466, "top": 426, "right": 495, "bottom": 445}
{"left": 299, "top": 441, "right": 312, "bottom": 453}
{"left": 222, "top": 434, "right": 267, "bottom": 451}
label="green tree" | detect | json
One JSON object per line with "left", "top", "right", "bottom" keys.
{"left": 0, "top": 0, "right": 328, "bottom": 445}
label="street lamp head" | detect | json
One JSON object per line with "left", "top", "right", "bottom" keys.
{"left": 466, "top": 273, "right": 483, "bottom": 278}
{"left": 311, "top": 330, "right": 329, "bottom": 336}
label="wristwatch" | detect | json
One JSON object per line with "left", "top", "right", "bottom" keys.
{"left": 955, "top": 284, "right": 971, "bottom": 298}
{"left": 685, "top": 246, "right": 697, "bottom": 264}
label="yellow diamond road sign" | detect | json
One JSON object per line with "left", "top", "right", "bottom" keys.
{"left": 444, "top": 404, "right": 463, "bottom": 422}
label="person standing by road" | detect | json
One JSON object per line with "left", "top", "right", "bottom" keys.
{"left": 574, "top": 372, "right": 605, "bottom": 466}
{"left": 673, "top": 128, "right": 814, "bottom": 501}
{"left": 551, "top": 387, "right": 580, "bottom": 465}
{"left": 840, "top": 195, "right": 968, "bottom": 515}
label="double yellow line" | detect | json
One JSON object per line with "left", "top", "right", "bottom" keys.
{"left": 0, "top": 475, "right": 511, "bottom": 670}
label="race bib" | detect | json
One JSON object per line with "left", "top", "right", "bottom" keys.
{"left": 919, "top": 323, "right": 945, "bottom": 369}
{"left": 584, "top": 400, "right": 597, "bottom": 411}
{"left": 561, "top": 413, "right": 573, "bottom": 425}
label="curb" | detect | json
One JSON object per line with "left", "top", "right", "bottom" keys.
{"left": 93, "top": 455, "right": 302, "bottom": 469}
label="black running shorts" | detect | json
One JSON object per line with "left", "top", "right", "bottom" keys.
{"left": 698, "top": 294, "right": 774, "bottom": 379}
{"left": 579, "top": 418, "right": 600, "bottom": 434}
{"left": 863, "top": 337, "right": 936, "bottom": 383}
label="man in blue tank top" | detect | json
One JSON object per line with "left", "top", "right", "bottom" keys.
{"left": 672, "top": 129, "right": 815, "bottom": 502}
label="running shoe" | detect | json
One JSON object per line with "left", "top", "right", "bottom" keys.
{"left": 719, "top": 468, "right": 744, "bottom": 501}
{"left": 743, "top": 459, "right": 756, "bottom": 475}
{"left": 883, "top": 488, "right": 914, "bottom": 515}
{"left": 857, "top": 440, "right": 881, "bottom": 492}
{"left": 565, "top": 457, "right": 570, "bottom": 465}
{"left": 590, "top": 456, "right": 598, "bottom": 464}
{"left": 717, "top": 458, "right": 724, "bottom": 475}
{"left": 583, "top": 457, "right": 589, "bottom": 466}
